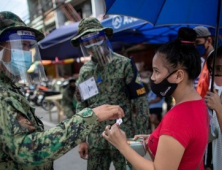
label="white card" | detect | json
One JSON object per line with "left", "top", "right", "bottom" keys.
{"left": 116, "top": 118, "right": 122, "bottom": 125}
{"left": 78, "top": 77, "right": 99, "bottom": 101}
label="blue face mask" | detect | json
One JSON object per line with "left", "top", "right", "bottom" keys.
{"left": 195, "top": 44, "right": 206, "bottom": 57}
{"left": 3, "top": 49, "right": 32, "bottom": 76}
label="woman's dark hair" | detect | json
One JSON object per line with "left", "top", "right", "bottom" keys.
{"left": 157, "top": 27, "right": 201, "bottom": 80}
{"left": 207, "top": 46, "right": 222, "bottom": 73}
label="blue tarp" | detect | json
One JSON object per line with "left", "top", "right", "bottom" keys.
{"left": 39, "top": 16, "right": 148, "bottom": 60}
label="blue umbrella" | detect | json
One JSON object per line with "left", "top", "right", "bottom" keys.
{"left": 105, "top": 0, "right": 222, "bottom": 27}
{"left": 104, "top": 0, "right": 222, "bottom": 91}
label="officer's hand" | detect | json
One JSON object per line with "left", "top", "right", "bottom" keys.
{"left": 78, "top": 142, "right": 88, "bottom": 160}
{"left": 93, "top": 104, "right": 124, "bottom": 122}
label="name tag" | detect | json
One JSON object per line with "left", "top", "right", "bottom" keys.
{"left": 78, "top": 77, "right": 99, "bottom": 101}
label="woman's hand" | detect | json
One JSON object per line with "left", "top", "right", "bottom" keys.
{"left": 133, "top": 134, "right": 150, "bottom": 145}
{"left": 93, "top": 105, "right": 124, "bottom": 122}
{"left": 102, "top": 124, "right": 127, "bottom": 150}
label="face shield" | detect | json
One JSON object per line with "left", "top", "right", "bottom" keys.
{"left": 0, "top": 30, "right": 47, "bottom": 85}
{"left": 79, "top": 31, "right": 113, "bottom": 66}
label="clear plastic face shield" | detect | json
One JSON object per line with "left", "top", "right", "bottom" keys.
{"left": 79, "top": 31, "right": 113, "bottom": 66}
{"left": 0, "top": 30, "right": 47, "bottom": 85}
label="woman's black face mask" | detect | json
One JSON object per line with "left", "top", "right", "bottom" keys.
{"left": 150, "top": 70, "right": 178, "bottom": 97}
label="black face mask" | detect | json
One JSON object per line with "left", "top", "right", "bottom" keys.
{"left": 150, "top": 70, "right": 178, "bottom": 97}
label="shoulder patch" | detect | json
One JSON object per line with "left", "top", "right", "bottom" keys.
{"left": 126, "top": 57, "right": 147, "bottom": 99}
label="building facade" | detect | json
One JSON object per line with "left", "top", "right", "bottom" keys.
{"left": 26, "top": 0, "right": 105, "bottom": 35}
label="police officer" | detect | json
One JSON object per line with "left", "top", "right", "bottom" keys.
{"left": 0, "top": 11, "right": 124, "bottom": 170}
{"left": 71, "top": 17, "right": 149, "bottom": 170}
{"left": 62, "top": 78, "right": 77, "bottom": 118}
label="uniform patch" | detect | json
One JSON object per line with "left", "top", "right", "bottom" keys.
{"left": 136, "top": 87, "right": 146, "bottom": 95}
{"left": 126, "top": 58, "right": 147, "bottom": 99}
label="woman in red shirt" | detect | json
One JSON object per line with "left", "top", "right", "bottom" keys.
{"left": 102, "top": 27, "right": 209, "bottom": 170}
